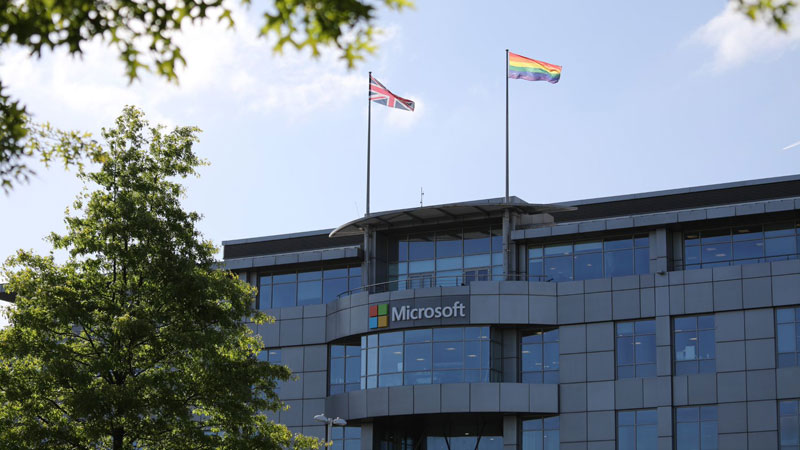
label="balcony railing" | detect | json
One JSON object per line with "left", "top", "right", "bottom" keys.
{"left": 337, "top": 273, "right": 551, "bottom": 299}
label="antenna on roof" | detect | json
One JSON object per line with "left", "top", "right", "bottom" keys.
{"left": 420, "top": 187, "right": 424, "bottom": 208}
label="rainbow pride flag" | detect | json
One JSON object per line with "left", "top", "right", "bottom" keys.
{"left": 508, "top": 52, "right": 561, "bottom": 84}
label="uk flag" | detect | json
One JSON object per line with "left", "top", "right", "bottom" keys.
{"left": 369, "top": 75, "right": 415, "bottom": 112}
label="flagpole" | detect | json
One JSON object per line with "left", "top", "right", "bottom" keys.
{"left": 505, "top": 49, "right": 509, "bottom": 204}
{"left": 367, "top": 71, "right": 372, "bottom": 216}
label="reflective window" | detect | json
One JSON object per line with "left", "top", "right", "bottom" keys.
{"left": 618, "top": 409, "right": 657, "bottom": 450}
{"left": 330, "top": 343, "right": 361, "bottom": 394}
{"left": 331, "top": 426, "right": 361, "bottom": 450}
{"left": 676, "top": 406, "right": 718, "bottom": 450}
{"left": 674, "top": 315, "right": 716, "bottom": 375}
{"left": 521, "top": 416, "right": 559, "bottom": 450}
{"left": 684, "top": 223, "right": 800, "bottom": 269}
{"left": 258, "top": 265, "right": 361, "bottom": 309}
{"left": 528, "top": 235, "right": 649, "bottom": 282}
{"left": 521, "top": 329, "right": 559, "bottom": 384}
{"left": 388, "top": 226, "right": 504, "bottom": 291}
{"left": 778, "top": 307, "right": 800, "bottom": 368}
{"left": 258, "top": 348, "right": 281, "bottom": 364}
{"left": 360, "top": 326, "right": 499, "bottom": 389}
{"left": 617, "top": 320, "right": 656, "bottom": 379}
{"left": 780, "top": 399, "right": 800, "bottom": 450}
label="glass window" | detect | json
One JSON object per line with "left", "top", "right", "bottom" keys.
{"left": 777, "top": 307, "right": 800, "bottom": 368}
{"left": 618, "top": 409, "right": 657, "bottom": 450}
{"left": 521, "top": 329, "right": 560, "bottom": 384}
{"left": 676, "top": 406, "right": 718, "bottom": 450}
{"left": 464, "top": 229, "right": 491, "bottom": 255}
{"left": 685, "top": 224, "right": 800, "bottom": 269}
{"left": 259, "top": 265, "right": 361, "bottom": 308}
{"left": 331, "top": 426, "right": 361, "bottom": 450}
{"left": 258, "top": 275, "right": 272, "bottom": 310}
{"left": 781, "top": 399, "right": 800, "bottom": 450}
{"left": 330, "top": 343, "right": 361, "bottom": 394}
{"left": 409, "top": 235, "right": 435, "bottom": 261}
{"left": 528, "top": 235, "right": 649, "bottom": 283}
{"left": 360, "top": 326, "right": 498, "bottom": 388}
{"left": 674, "top": 315, "right": 716, "bottom": 375}
{"left": 521, "top": 416, "right": 559, "bottom": 450}
{"left": 617, "top": 320, "right": 656, "bottom": 379}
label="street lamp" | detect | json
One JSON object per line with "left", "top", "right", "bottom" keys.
{"left": 313, "top": 413, "right": 347, "bottom": 444}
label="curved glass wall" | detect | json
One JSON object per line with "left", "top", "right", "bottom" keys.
{"left": 527, "top": 234, "right": 649, "bottom": 282}
{"left": 360, "top": 326, "right": 500, "bottom": 389}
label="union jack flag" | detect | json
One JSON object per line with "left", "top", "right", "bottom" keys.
{"left": 369, "top": 75, "right": 415, "bottom": 112}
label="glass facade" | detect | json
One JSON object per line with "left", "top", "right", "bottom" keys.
{"left": 778, "top": 307, "right": 800, "bottom": 368}
{"left": 520, "top": 329, "right": 560, "bottom": 384}
{"left": 258, "top": 265, "right": 361, "bottom": 309}
{"left": 684, "top": 223, "right": 800, "bottom": 269}
{"left": 616, "top": 320, "right": 656, "bottom": 379}
{"left": 330, "top": 343, "right": 361, "bottom": 394}
{"left": 781, "top": 399, "right": 800, "bottom": 450}
{"left": 387, "top": 226, "right": 504, "bottom": 290}
{"left": 376, "top": 415, "right": 503, "bottom": 449}
{"left": 676, "top": 406, "right": 718, "bottom": 450}
{"left": 331, "top": 426, "right": 361, "bottom": 450}
{"left": 674, "top": 315, "right": 716, "bottom": 375}
{"left": 618, "top": 409, "right": 657, "bottom": 450}
{"left": 361, "top": 326, "right": 500, "bottom": 389}
{"left": 521, "top": 416, "right": 559, "bottom": 450}
{"left": 527, "top": 235, "right": 649, "bottom": 283}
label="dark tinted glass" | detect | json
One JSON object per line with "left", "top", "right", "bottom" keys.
{"left": 464, "top": 230, "right": 491, "bottom": 255}
{"left": 409, "top": 235, "right": 435, "bottom": 260}
{"left": 436, "top": 231, "right": 462, "bottom": 258}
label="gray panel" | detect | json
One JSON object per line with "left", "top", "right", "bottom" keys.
{"left": 736, "top": 202, "right": 765, "bottom": 216}
{"left": 587, "top": 411, "right": 615, "bottom": 441}
{"left": 303, "top": 345, "right": 327, "bottom": 372}
{"left": 777, "top": 367, "right": 800, "bottom": 398}
{"left": 560, "top": 325, "right": 587, "bottom": 354}
{"left": 587, "top": 381, "right": 615, "bottom": 411}
{"left": 302, "top": 399, "right": 325, "bottom": 426}
{"left": 498, "top": 295, "right": 528, "bottom": 324}
{"left": 503, "top": 415, "right": 518, "bottom": 446}
{"left": 587, "top": 442, "right": 614, "bottom": 450}
{"left": 657, "top": 406, "right": 673, "bottom": 437}
{"left": 366, "top": 387, "right": 389, "bottom": 417}
{"left": 303, "top": 304, "right": 326, "bottom": 318}
{"left": 585, "top": 278, "right": 611, "bottom": 294}
{"left": 685, "top": 268, "right": 712, "bottom": 284}
{"left": 280, "top": 373, "right": 303, "bottom": 400}
{"left": 615, "top": 378, "right": 643, "bottom": 410}
{"left": 558, "top": 280, "right": 585, "bottom": 296}
{"left": 684, "top": 283, "right": 714, "bottom": 314}
{"left": 302, "top": 317, "right": 325, "bottom": 344}
{"left": 499, "top": 281, "right": 529, "bottom": 295}
{"left": 612, "top": 275, "right": 640, "bottom": 291}
{"left": 530, "top": 282, "right": 557, "bottom": 296}
{"left": 301, "top": 425, "right": 325, "bottom": 440}
{"left": 745, "top": 308, "right": 775, "bottom": 339}
{"left": 773, "top": 259, "right": 800, "bottom": 276}
{"left": 748, "top": 431, "right": 778, "bottom": 450}
{"left": 530, "top": 384, "right": 559, "bottom": 413}
{"left": 561, "top": 443, "right": 588, "bottom": 450}
{"left": 559, "top": 294, "right": 585, "bottom": 324}
{"left": 260, "top": 321, "right": 280, "bottom": 347}
{"left": 742, "top": 262, "right": 771, "bottom": 279}
{"left": 471, "top": 295, "right": 500, "bottom": 324}
{"left": 560, "top": 383, "right": 588, "bottom": 412}
{"left": 669, "top": 285, "right": 685, "bottom": 315}
{"left": 471, "top": 281, "right": 500, "bottom": 295}
{"left": 642, "top": 377, "right": 660, "bottom": 407}
{"left": 530, "top": 296, "right": 558, "bottom": 324}
{"left": 280, "top": 319, "right": 303, "bottom": 346}
{"left": 606, "top": 217, "right": 633, "bottom": 230}
{"left": 586, "top": 322, "right": 614, "bottom": 352}
{"left": 717, "top": 341, "right": 746, "bottom": 372}
{"left": 325, "top": 392, "right": 348, "bottom": 419}
{"left": 687, "top": 373, "right": 716, "bottom": 405}
{"left": 349, "top": 390, "right": 367, "bottom": 419}
{"left": 743, "top": 277, "right": 772, "bottom": 309}
{"left": 657, "top": 347, "right": 672, "bottom": 378}
{"left": 441, "top": 383, "right": 470, "bottom": 412}
{"left": 350, "top": 304, "right": 368, "bottom": 335}
{"left": 560, "top": 412, "right": 588, "bottom": 443}
{"left": 303, "top": 371, "right": 327, "bottom": 399}
{"left": 713, "top": 280, "right": 743, "bottom": 311}
{"left": 282, "top": 346, "right": 304, "bottom": 372}
{"left": 717, "top": 402, "right": 747, "bottom": 433}
{"left": 772, "top": 274, "right": 800, "bottom": 306}
{"left": 717, "top": 372, "right": 747, "bottom": 403}
{"left": 499, "top": 383, "right": 529, "bottom": 412}
{"left": 336, "top": 309, "right": 351, "bottom": 340}
{"left": 747, "top": 369, "right": 776, "bottom": 401}
{"left": 586, "top": 351, "right": 614, "bottom": 382}
{"left": 746, "top": 339, "right": 776, "bottom": 370}
{"left": 612, "top": 290, "right": 640, "bottom": 320}
{"left": 585, "top": 292, "right": 613, "bottom": 322}
{"left": 655, "top": 287, "right": 670, "bottom": 316}
{"left": 413, "top": 384, "right": 441, "bottom": 414}
{"left": 388, "top": 385, "right": 413, "bottom": 416}
{"left": 713, "top": 265, "right": 742, "bottom": 281}
{"left": 640, "top": 288, "right": 655, "bottom": 317}
{"left": 470, "top": 383, "right": 500, "bottom": 412}
{"left": 673, "top": 375, "right": 688, "bottom": 406}
{"left": 281, "top": 399, "right": 303, "bottom": 427}
{"left": 717, "top": 433, "right": 748, "bottom": 450}
{"left": 657, "top": 376, "right": 673, "bottom": 406}
{"left": 716, "top": 311, "right": 745, "bottom": 342}
{"left": 747, "top": 400, "right": 778, "bottom": 432}
{"left": 656, "top": 316, "right": 671, "bottom": 346}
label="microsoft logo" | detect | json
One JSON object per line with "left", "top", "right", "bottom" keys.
{"left": 369, "top": 304, "right": 389, "bottom": 329}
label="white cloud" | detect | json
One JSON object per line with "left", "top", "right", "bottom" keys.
{"left": 693, "top": 3, "right": 800, "bottom": 72}
{"left": 381, "top": 95, "right": 425, "bottom": 129}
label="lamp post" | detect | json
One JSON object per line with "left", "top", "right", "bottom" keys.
{"left": 313, "top": 413, "right": 347, "bottom": 444}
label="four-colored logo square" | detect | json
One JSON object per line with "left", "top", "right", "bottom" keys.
{"left": 369, "top": 303, "right": 389, "bottom": 329}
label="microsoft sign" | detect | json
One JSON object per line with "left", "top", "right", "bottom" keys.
{"left": 368, "top": 296, "right": 470, "bottom": 330}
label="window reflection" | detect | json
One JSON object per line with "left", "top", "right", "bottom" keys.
{"left": 674, "top": 315, "right": 716, "bottom": 375}
{"left": 330, "top": 343, "right": 361, "bottom": 394}
{"left": 780, "top": 399, "right": 800, "bottom": 449}
{"left": 521, "top": 329, "right": 560, "bottom": 384}
{"left": 617, "top": 320, "right": 656, "bottom": 379}
{"left": 777, "top": 307, "right": 800, "bottom": 368}
{"left": 258, "top": 265, "right": 361, "bottom": 309}
{"left": 676, "top": 406, "right": 717, "bottom": 450}
{"left": 521, "top": 416, "right": 559, "bottom": 450}
{"left": 684, "top": 223, "right": 800, "bottom": 269}
{"left": 618, "top": 409, "right": 657, "bottom": 450}
{"left": 528, "top": 235, "right": 649, "bottom": 282}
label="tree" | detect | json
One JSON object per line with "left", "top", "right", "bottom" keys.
{"left": 0, "top": 0, "right": 412, "bottom": 190}
{"left": 0, "top": 106, "right": 319, "bottom": 450}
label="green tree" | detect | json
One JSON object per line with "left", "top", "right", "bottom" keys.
{"left": 0, "top": 0, "right": 412, "bottom": 190}
{"left": 0, "top": 106, "right": 318, "bottom": 450}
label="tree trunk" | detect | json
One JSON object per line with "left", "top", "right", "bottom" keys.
{"left": 112, "top": 427, "right": 124, "bottom": 450}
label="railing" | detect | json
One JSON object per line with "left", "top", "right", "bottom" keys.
{"left": 337, "top": 273, "right": 552, "bottom": 299}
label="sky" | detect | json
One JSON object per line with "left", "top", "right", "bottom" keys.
{"left": 1, "top": 2, "right": 800, "bottom": 325}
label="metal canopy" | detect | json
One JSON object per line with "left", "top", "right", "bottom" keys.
{"left": 329, "top": 196, "right": 575, "bottom": 237}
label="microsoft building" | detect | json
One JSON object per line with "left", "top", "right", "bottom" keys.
{"left": 222, "top": 175, "right": 800, "bottom": 450}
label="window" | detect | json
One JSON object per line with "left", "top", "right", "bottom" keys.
{"left": 780, "top": 400, "right": 800, "bottom": 450}
{"left": 258, "top": 348, "right": 281, "bottom": 364}
{"left": 388, "top": 226, "right": 504, "bottom": 291}
{"left": 521, "top": 416, "right": 559, "bottom": 450}
{"left": 676, "top": 406, "right": 718, "bottom": 450}
{"left": 520, "top": 329, "right": 559, "bottom": 384}
{"left": 330, "top": 343, "right": 361, "bottom": 394}
{"left": 258, "top": 265, "right": 361, "bottom": 309}
{"left": 778, "top": 307, "right": 800, "bottom": 368}
{"left": 684, "top": 223, "right": 800, "bottom": 269}
{"left": 674, "top": 315, "right": 716, "bottom": 375}
{"left": 617, "top": 320, "right": 656, "bottom": 379}
{"left": 528, "top": 235, "right": 649, "bottom": 283}
{"left": 360, "top": 326, "right": 499, "bottom": 389}
{"left": 331, "top": 426, "right": 361, "bottom": 450}
{"left": 617, "top": 409, "right": 657, "bottom": 450}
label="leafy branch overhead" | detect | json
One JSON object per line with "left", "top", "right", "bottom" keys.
{"left": 736, "top": 0, "right": 797, "bottom": 31}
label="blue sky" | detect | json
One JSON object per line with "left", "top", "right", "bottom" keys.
{"left": 1, "top": 1, "right": 799, "bottom": 325}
